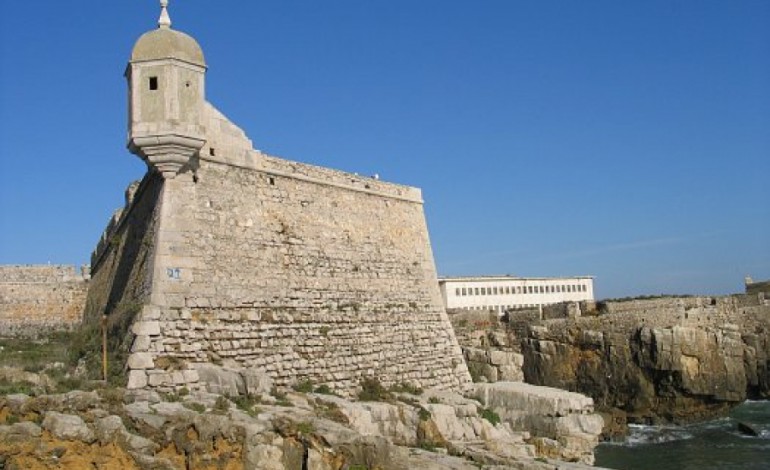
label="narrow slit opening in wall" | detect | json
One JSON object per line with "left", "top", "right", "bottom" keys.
{"left": 268, "top": 176, "right": 275, "bottom": 186}
{"left": 209, "top": 148, "right": 216, "bottom": 156}
{"left": 149, "top": 76, "right": 158, "bottom": 90}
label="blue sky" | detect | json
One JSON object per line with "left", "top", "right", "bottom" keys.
{"left": 0, "top": 1, "right": 768, "bottom": 299}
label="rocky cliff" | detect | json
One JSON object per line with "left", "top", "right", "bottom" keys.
{"left": 520, "top": 295, "right": 770, "bottom": 436}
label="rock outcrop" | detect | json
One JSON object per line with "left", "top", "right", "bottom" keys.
{"left": 474, "top": 383, "right": 603, "bottom": 465}
{"left": 0, "top": 382, "right": 607, "bottom": 470}
{"left": 520, "top": 295, "right": 770, "bottom": 436}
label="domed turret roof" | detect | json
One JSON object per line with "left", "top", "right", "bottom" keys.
{"left": 130, "top": 1, "right": 205, "bottom": 66}
{"left": 130, "top": 28, "right": 206, "bottom": 66}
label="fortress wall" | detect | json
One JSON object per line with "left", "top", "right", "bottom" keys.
{"left": 83, "top": 173, "right": 162, "bottom": 352}
{"left": 0, "top": 265, "right": 88, "bottom": 337}
{"left": 126, "top": 156, "right": 471, "bottom": 394}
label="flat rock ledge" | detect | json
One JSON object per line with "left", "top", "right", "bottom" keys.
{"left": 473, "top": 382, "right": 604, "bottom": 465}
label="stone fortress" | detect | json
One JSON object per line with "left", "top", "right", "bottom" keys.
{"left": 77, "top": 1, "right": 471, "bottom": 395}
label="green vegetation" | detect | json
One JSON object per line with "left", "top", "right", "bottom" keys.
{"left": 0, "top": 333, "right": 71, "bottom": 372}
{"left": 467, "top": 362, "right": 485, "bottom": 383}
{"left": 418, "top": 407, "right": 432, "bottom": 421}
{"left": 97, "top": 387, "right": 125, "bottom": 408}
{"left": 5, "top": 414, "right": 20, "bottom": 425}
{"left": 313, "top": 384, "right": 335, "bottom": 395}
{"left": 418, "top": 441, "right": 438, "bottom": 452}
{"left": 357, "top": 377, "right": 389, "bottom": 401}
{"left": 357, "top": 378, "right": 427, "bottom": 402}
{"left": 183, "top": 402, "right": 206, "bottom": 413}
{"left": 428, "top": 396, "right": 441, "bottom": 404}
{"left": 66, "top": 301, "right": 143, "bottom": 387}
{"left": 230, "top": 394, "right": 262, "bottom": 417}
{"left": 0, "top": 378, "right": 36, "bottom": 396}
{"left": 292, "top": 379, "right": 314, "bottom": 393}
{"left": 270, "top": 387, "right": 293, "bottom": 406}
{"left": 314, "top": 399, "right": 348, "bottom": 424}
{"left": 162, "top": 391, "right": 183, "bottom": 402}
{"left": 213, "top": 396, "right": 231, "bottom": 414}
{"left": 0, "top": 330, "right": 112, "bottom": 394}
{"left": 389, "top": 382, "right": 423, "bottom": 395}
{"left": 480, "top": 407, "right": 501, "bottom": 426}
{"left": 295, "top": 421, "right": 315, "bottom": 434}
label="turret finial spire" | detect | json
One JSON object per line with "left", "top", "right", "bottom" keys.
{"left": 159, "top": 0, "right": 172, "bottom": 29}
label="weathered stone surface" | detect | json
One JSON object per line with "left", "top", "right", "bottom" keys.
{"left": 243, "top": 368, "right": 273, "bottom": 395}
{"left": 0, "top": 265, "right": 88, "bottom": 337}
{"left": 474, "top": 382, "right": 603, "bottom": 465}
{"left": 42, "top": 411, "right": 96, "bottom": 443}
{"left": 520, "top": 296, "right": 770, "bottom": 433}
{"left": 124, "top": 401, "right": 168, "bottom": 430}
{"left": 475, "top": 382, "right": 595, "bottom": 417}
{"left": 0, "top": 383, "right": 610, "bottom": 469}
{"left": 126, "top": 370, "right": 147, "bottom": 389}
{"left": 127, "top": 352, "right": 155, "bottom": 370}
{"left": 245, "top": 443, "right": 285, "bottom": 470}
{"left": 0, "top": 422, "right": 42, "bottom": 445}
{"left": 95, "top": 415, "right": 157, "bottom": 454}
{"left": 192, "top": 363, "right": 246, "bottom": 396}
{"left": 123, "top": 389, "right": 162, "bottom": 404}
{"left": 131, "top": 321, "right": 160, "bottom": 336}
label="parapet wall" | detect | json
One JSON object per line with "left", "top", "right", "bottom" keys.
{"left": 0, "top": 265, "right": 89, "bottom": 337}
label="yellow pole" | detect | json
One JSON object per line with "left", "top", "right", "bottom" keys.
{"left": 101, "top": 315, "right": 108, "bottom": 382}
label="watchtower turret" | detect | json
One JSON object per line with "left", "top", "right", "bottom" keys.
{"left": 126, "top": 0, "right": 206, "bottom": 178}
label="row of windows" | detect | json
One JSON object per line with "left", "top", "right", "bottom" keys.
{"left": 465, "top": 304, "right": 541, "bottom": 311}
{"left": 454, "top": 284, "right": 588, "bottom": 297}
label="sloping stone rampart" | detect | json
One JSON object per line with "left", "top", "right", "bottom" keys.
{"left": 118, "top": 155, "right": 470, "bottom": 395}
{"left": 83, "top": 173, "right": 162, "bottom": 363}
{"left": 0, "top": 265, "right": 89, "bottom": 337}
{"left": 86, "top": 122, "right": 471, "bottom": 395}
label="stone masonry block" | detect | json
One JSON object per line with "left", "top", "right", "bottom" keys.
{"left": 132, "top": 321, "right": 161, "bottom": 336}
{"left": 148, "top": 372, "right": 172, "bottom": 387}
{"left": 127, "top": 352, "right": 155, "bottom": 370}
{"left": 140, "top": 305, "right": 161, "bottom": 321}
{"left": 127, "top": 370, "right": 148, "bottom": 389}
{"left": 131, "top": 335, "right": 152, "bottom": 353}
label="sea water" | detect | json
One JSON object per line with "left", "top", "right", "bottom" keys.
{"left": 595, "top": 401, "right": 770, "bottom": 470}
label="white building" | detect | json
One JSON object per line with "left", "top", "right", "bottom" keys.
{"left": 438, "top": 276, "right": 594, "bottom": 314}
